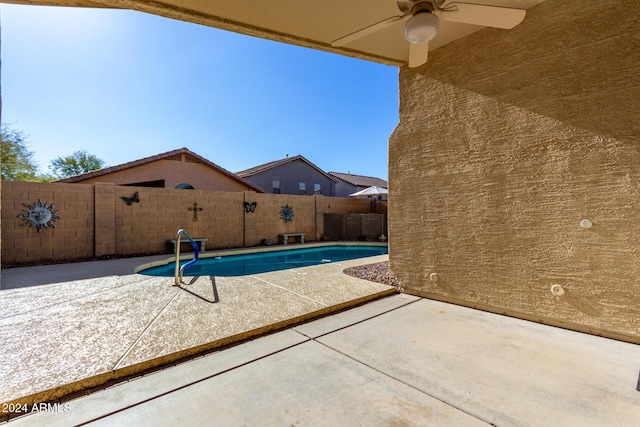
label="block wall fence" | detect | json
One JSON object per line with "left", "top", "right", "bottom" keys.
{"left": 1, "top": 181, "right": 383, "bottom": 265}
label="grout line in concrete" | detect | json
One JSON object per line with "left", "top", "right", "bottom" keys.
{"left": 294, "top": 296, "right": 421, "bottom": 340}
{"left": 249, "top": 275, "right": 328, "bottom": 307}
{"left": 112, "top": 287, "right": 182, "bottom": 371}
{"left": 76, "top": 337, "right": 312, "bottom": 426}
{"left": 313, "top": 338, "right": 496, "bottom": 426}
{"left": 0, "top": 276, "right": 162, "bottom": 321}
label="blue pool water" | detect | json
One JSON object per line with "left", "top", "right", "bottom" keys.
{"left": 139, "top": 245, "right": 388, "bottom": 277}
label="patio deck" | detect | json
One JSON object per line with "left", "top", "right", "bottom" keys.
{"left": 0, "top": 253, "right": 394, "bottom": 419}
{"left": 2, "top": 254, "right": 640, "bottom": 425}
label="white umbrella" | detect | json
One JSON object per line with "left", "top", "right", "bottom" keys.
{"left": 349, "top": 185, "right": 388, "bottom": 197}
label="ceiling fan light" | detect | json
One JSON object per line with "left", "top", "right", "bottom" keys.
{"left": 404, "top": 12, "right": 439, "bottom": 43}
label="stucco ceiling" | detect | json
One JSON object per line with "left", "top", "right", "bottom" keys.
{"left": 4, "top": 0, "right": 544, "bottom": 66}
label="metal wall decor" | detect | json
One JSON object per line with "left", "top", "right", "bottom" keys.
{"left": 17, "top": 199, "right": 61, "bottom": 232}
{"left": 121, "top": 191, "right": 140, "bottom": 205}
{"left": 244, "top": 201, "right": 257, "bottom": 213}
{"left": 280, "top": 204, "right": 294, "bottom": 223}
{"left": 189, "top": 202, "right": 203, "bottom": 222}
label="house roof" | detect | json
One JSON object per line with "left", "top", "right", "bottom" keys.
{"left": 236, "top": 155, "right": 338, "bottom": 183}
{"left": 327, "top": 172, "right": 388, "bottom": 188}
{"left": 56, "top": 147, "right": 264, "bottom": 192}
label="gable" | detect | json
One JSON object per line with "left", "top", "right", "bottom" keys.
{"left": 237, "top": 155, "right": 337, "bottom": 183}
{"left": 57, "top": 148, "right": 263, "bottom": 192}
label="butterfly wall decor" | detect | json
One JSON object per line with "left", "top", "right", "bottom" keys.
{"left": 121, "top": 192, "right": 140, "bottom": 206}
{"left": 244, "top": 201, "right": 257, "bottom": 213}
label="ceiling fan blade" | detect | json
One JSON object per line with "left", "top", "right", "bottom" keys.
{"left": 408, "top": 41, "right": 429, "bottom": 68}
{"left": 439, "top": 2, "right": 526, "bottom": 29}
{"left": 331, "top": 14, "right": 408, "bottom": 47}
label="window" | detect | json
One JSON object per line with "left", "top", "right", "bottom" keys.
{"left": 272, "top": 180, "right": 280, "bottom": 194}
{"left": 175, "top": 183, "right": 195, "bottom": 189}
{"left": 314, "top": 184, "right": 321, "bottom": 195}
{"left": 299, "top": 182, "right": 306, "bottom": 195}
{"left": 125, "top": 180, "right": 165, "bottom": 188}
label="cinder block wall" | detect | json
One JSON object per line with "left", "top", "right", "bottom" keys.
{"left": 2, "top": 182, "right": 95, "bottom": 264}
{"left": 390, "top": 0, "right": 640, "bottom": 343}
{"left": 1, "top": 181, "right": 375, "bottom": 265}
{"left": 112, "top": 186, "right": 247, "bottom": 255}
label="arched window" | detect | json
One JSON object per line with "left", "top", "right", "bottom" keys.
{"left": 175, "top": 183, "right": 195, "bottom": 190}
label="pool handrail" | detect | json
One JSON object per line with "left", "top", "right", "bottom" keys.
{"left": 174, "top": 229, "right": 199, "bottom": 284}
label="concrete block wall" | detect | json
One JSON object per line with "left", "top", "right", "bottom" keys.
{"left": 390, "top": 0, "right": 640, "bottom": 343}
{"left": 242, "top": 193, "right": 377, "bottom": 246}
{"left": 1, "top": 181, "right": 375, "bottom": 265}
{"left": 95, "top": 184, "right": 116, "bottom": 256}
{"left": 1, "top": 181, "right": 95, "bottom": 264}
{"left": 244, "top": 192, "right": 314, "bottom": 246}
{"left": 113, "top": 186, "right": 246, "bottom": 255}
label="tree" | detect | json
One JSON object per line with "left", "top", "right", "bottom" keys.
{"left": 1, "top": 124, "right": 43, "bottom": 181}
{"left": 49, "top": 150, "right": 106, "bottom": 178}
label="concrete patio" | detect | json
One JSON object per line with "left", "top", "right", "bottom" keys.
{"left": 0, "top": 252, "right": 394, "bottom": 418}
{"left": 2, "top": 254, "right": 640, "bottom": 426}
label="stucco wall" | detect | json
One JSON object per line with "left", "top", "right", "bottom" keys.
{"left": 333, "top": 180, "right": 358, "bottom": 198}
{"left": 390, "top": 0, "right": 640, "bottom": 343}
{"left": 74, "top": 159, "right": 254, "bottom": 191}
{"left": 243, "top": 160, "right": 336, "bottom": 196}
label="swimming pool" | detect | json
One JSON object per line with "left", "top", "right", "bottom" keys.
{"left": 138, "top": 244, "right": 388, "bottom": 277}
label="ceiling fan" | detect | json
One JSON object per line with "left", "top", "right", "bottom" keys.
{"left": 331, "top": 0, "right": 527, "bottom": 68}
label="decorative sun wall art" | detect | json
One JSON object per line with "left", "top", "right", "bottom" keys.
{"left": 280, "top": 204, "right": 294, "bottom": 223}
{"left": 17, "top": 199, "right": 61, "bottom": 232}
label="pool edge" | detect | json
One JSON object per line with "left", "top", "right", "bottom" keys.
{"left": 134, "top": 241, "right": 389, "bottom": 274}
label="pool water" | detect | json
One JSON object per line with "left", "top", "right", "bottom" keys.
{"left": 139, "top": 245, "right": 388, "bottom": 277}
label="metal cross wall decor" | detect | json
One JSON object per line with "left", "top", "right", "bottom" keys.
{"left": 189, "top": 202, "right": 203, "bottom": 222}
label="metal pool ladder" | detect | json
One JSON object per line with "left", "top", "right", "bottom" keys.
{"left": 174, "top": 229, "right": 199, "bottom": 284}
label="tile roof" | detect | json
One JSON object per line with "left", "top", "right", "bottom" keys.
{"left": 236, "top": 155, "right": 338, "bottom": 182}
{"left": 327, "top": 172, "right": 388, "bottom": 188}
{"left": 56, "top": 147, "right": 264, "bottom": 192}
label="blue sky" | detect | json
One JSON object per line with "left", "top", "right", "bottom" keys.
{"left": 1, "top": 4, "right": 398, "bottom": 180}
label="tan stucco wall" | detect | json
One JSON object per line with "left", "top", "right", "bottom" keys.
{"left": 390, "top": 0, "right": 640, "bottom": 343}
{"left": 75, "top": 159, "right": 254, "bottom": 191}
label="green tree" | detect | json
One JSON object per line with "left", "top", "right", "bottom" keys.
{"left": 1, "top": 124, "right": 43, "bottom": 181}
{"left": 49, "top": 150, "right": 106, "bottom": 178}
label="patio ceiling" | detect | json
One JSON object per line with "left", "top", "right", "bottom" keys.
{"left": 4, "top": 0, "right": 544, "bottom": 67}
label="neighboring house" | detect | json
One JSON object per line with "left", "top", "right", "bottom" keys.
{"left": 328, "top": 172, "right": 388, "bottom": 199}
{"left": 236, "top": 155, "right": 337, "bottom": 196}
{"left": 56, "top": 147, "right": 264, "bottom": 192}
